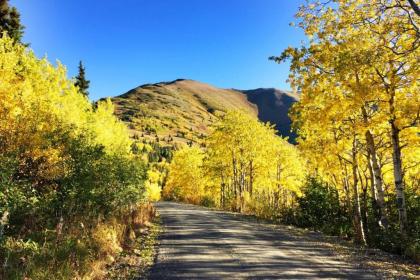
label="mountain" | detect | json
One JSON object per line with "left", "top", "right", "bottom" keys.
{"left": 241, "top": 88, "right": 299, "bottom": 141}
{"left": 110, "top": 79, "right": 298, "bottom": 146}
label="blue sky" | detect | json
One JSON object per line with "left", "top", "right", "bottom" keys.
{"left": 12, "top": 0, "right": 305, "bottom": 100}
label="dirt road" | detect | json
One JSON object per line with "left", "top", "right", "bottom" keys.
{"left": 148, "top": 202, "right": 377, "bottom": 279}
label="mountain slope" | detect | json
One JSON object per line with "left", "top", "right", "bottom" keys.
{"left": 110, "top": 79, "right": 298, "bottom": 146}
{"left": 241, "top": 88, "right": 299, "bottom": 141}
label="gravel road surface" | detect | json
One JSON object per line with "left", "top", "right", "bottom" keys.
{"left": 148, "top": 201, "right": 377, "bottom": 279}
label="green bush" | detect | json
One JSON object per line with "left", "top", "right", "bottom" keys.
{"left": 296, "top": 177, "right": 351, "bottom": 236}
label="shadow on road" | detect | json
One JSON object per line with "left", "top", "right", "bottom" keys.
{"left": 147, "top": 202, "right": 376, "bottom": 279}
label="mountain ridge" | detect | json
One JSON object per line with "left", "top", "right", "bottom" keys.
{"left": 110, "top": 79, "right": 298, "bottom": 145}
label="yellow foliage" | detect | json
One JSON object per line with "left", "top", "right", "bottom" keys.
{"left": 147, "top": 169, "right": 161, "bottom": 184}
{"left": 276, "top": 0, "right": 419, "bottom": 245}
{"left": 145, "top": 181, "right": 161, "bottom": 202}
{"left": 89, "top": 99, "right": 132, "bottom": 155}
{"left": 164, "top": 111, "right": 306, "bottom": 214}
{"left": 164, "top": 146, "right": 207, "bottom": 204}
{"left": 0, "top": 35, "right": 133, "bottom": 186}
{"left": 0, "top": 35, "right": 149, "bottom": 279}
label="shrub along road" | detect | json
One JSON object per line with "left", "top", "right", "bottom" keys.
{"left": 148, "top": 202, "right": 377, "bottom": 279}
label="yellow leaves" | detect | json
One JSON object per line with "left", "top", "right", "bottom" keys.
{"left": 273, "top": 139, "right": 306, "bottom": 196}
{"left": 0, "top": 34, "right": 136, "bottom": 184}
{"left": 284, "top": 0, "right": 420, "bottom": 198}
{"left": 165, "top": 111, "right": 306, "bottom": 208}
{"left": 90, "top": 99, "right": 131, "bottom": 155}
{"left": 11, "top": 106, "right": 22, "bottom": 117}
{"left": 164, "top": 146, "right": 207, "bottom": 204}
{"left": 147, "top": 169, "right": 161, "bottom": 183}
{"left": 145, "top": 182, "right": 161, "bottom": 202}
{"left": 144, "top": 169, "right": 164, "bottom": 202}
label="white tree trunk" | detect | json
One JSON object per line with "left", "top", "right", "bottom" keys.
{"left": 352, "top": 139, "right": 366, "bottom": 245}
{"left": 365, "top": 130, "right": 388, "bottom": 228}
{"left": 390, "top": 121, "right": 408, "bottom": 235}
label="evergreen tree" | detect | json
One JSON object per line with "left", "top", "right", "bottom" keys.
{"left": 74, "top": 61, "right": 90, "bottom": 97}
{"left": 0, "top": 0, "right": 25, "bottom": 43}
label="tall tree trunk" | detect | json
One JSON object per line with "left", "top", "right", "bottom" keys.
{"left": 238, "top": 159, "right": 245, "bottom": 213}
{"left": 220, "top": 177, "right": 225, "bottom": 209}
{"left": 366, "top": 152, "right": 379, "bottom": 216}
{"left": 362, "top": 106, "right": 388, "bottom": 228}
{"left": 352, "top": 139, "right": 367, "bottom": 245}
{"left": 232, "top": 155, "right": 238, "bottom": 201}
{"left": 276, "top": 162, "right": 280, "bottom": 207}
{"left": 358, "top": 168, "right": 369, "bottom": 241}
{"left": 343, "top": 178, "right": 352, "bottom": 217}
{"left": 388, "top": 88, "right": 408, "bottom": 236}
{"left": 240, "top": 170, "right": 245, "bottom": 213}
{"left": 365, "top": 131, "right": 388, "bottom": 228}
{"left": 390, "top": 120, "right": 408, "bottom": 235}
{"left": 338, "top": 156, "right": 352, "bottom": 218}
{"left": 249, "top": 160, "right": 254, "bottom": 197}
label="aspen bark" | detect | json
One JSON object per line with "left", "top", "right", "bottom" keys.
{"left": 365, "top": 130, "right": 388, "bottom": 228}
{"left": 249, "top": 160, "right": 253, "bottom": 197}
{"left": 390, "top": 120, "right": 408, "bottom": 235}
{"left": 352, "top": 139, "right": 366, "bottom": 245}
{"left": 361, "top": 106, "right": 388, "bottom": 228}
{"left": 232, "top": 155, "right": 238, "bottom": 200}
{"left": 358, "top": 168, "right": 369, "bottom": 239}
{"left": 389, "top": 89, "right": 408, "bottom": 236}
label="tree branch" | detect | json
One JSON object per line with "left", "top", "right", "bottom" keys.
{"left": 407, "top": 0, "right": 420, "bottom": 17}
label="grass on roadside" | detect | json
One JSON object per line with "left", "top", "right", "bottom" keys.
{"left": 106, "top": 214, "right": 162, "bottom": 280}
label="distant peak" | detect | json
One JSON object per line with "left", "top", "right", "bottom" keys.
{"left": 156, "top": 78, "right": 189, "bottom": 86}
{"left": 240, "top": 87, "right": 282, "bottom": 93}
{"left": 135, "top": 79, "right": 204, "bottom": 89}
{"left": 239, "top": 88, "right": 299, "bottom": 100}
{"left": 124, "top": 80, "right": 297, "bottom": 101}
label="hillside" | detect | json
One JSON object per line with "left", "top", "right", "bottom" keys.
{"left": 241, "top": 88, "right": 299, "bottom": 141}
{"left": 110, "top": 79, "right": 298, "bottom": 146}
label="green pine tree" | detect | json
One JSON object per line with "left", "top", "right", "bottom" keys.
{"left": 75, "top": 61, "right": 90, "bottom": 97}
{"left": 0, "top": 0, "right": 25, "bottom": 43}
